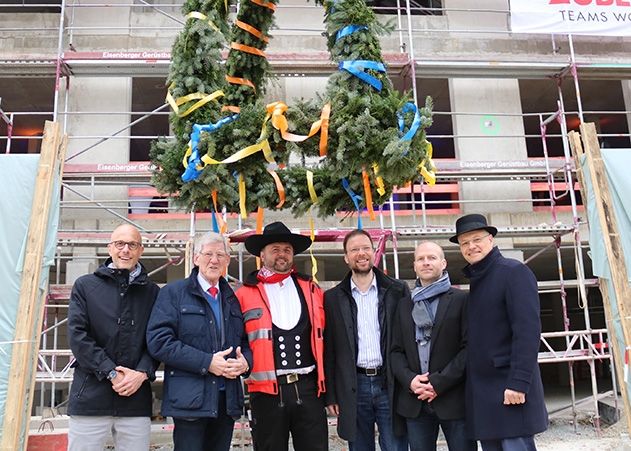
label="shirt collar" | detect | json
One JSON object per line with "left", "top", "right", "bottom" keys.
{"left": 350, "top": 272, "right": 377, "bottom": 295}
{"left": 197, "top": 272, "right": 219, "bottom": 295}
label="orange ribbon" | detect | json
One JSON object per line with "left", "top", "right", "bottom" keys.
{"left": 265, "top": 102, "right": 330, "bottom": 156}
{"left": 225, "top": 75, "right": 256, "bottom": 92}
{"left": 235, "top": 20, "right": 269, "bottom": 43}
{"left": 267, "top": 168, "right": 286, "bottom": 209}
{"left": 250, "top": 0, "right": 276, "bottom": 11}
{"left": 231, "top": 42, "right": 266, "bottom": 58}
{"left": 222, "top": 105, "right": 241, "bottom": 114}
{"left": 362, "top": 167, "right": 376, "bottom": 221}
{"left": 211, "top": 190, "right": 227, "bottom": 234}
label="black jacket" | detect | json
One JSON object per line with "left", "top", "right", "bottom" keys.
{"left": 146, "top": 268, "right": 252, "bottom": 418}
{"left": 324, "top": 267, "right": 410, "bottom": 441}
{"left": 67, "top": 259, "right": 160, "bottom": 416}
{"left": 390, "top": 286, "right": 468, "bottom": 422}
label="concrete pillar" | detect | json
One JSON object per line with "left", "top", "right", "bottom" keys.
{"left": 449, "top": 78, "right": 532, "bottom": 213}
{"left": 622, "top": 80, "right": 631, "bottom": 147}
{"left": 62, "top": 77, "right": 132, "bottom": 221}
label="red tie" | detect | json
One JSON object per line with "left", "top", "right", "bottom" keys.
{"left": 208, "top": 286, "right": 218, "bottom": 298}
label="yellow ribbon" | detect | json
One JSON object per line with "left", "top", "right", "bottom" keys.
{"left": 306, "top": 170, "right": 319, "bottom": 204}
{"left": 199, "top": 138, "right": 275, "bottom": 166}
{"left": 185, "top": 11, "right": 220, "bottom": 32}
{"left": 239, "top": 173, "right": 247, "bottom": 218}
{"left": 211, "top": 190, "right": 228, "bottom": 234}
{"left": 372, "top": 163, "right": 386, "bottom": 196}
{"left": 418, "top": 141, "right": 436, "bottom": 185}
{"left": 166, "top": 84, "right": 224, "bottom": 118}
{"left": 309, "top": 208, "right": 318, "bottom": 283}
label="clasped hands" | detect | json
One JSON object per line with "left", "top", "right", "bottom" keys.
{"left": 410, "top": 372, "right": 437, "bottom": 402}
{"left": 209, "top": 346, "right": 249, "bottom": 379}
{"left": 111, "top": 366, "right": 147, "bottom": 397}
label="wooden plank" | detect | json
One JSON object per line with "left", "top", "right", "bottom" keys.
{"left": 0, "top": 122, "right": 66, "bottom": 451}
{"left": 569, "top": 124, "right": 631, "bottom": 435}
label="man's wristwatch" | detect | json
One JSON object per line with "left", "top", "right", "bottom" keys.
{"left": 107, "top": 369, "right": 118, "bottom": 381}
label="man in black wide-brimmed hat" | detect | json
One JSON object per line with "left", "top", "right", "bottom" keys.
{"left": 236, "top": 221, "right": 328, "bottom": 451}
{"left": 451, "top": 214, "right": 548, "bottom": 451}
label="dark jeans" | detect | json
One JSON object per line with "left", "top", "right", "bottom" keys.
{"left": 406, "top": 404, "right": 476, "bottom": 451}
{"left": 249, "top": 373, "right": 328, "bottom": 451}
{"left": 480, "top": 436, "right": 537, "bottom": 451}
{"left": 173, "top": 391, "right": 235, "bottom": 451}
{"left": 348, "top": 373, "right": 407, "bottom": 451}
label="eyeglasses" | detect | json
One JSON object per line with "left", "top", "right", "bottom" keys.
{"left": 199, "top": 251, "right": 228, "bottom": 261}
{"left": 110, "top": 240, "right": 142, "bottom": 250}
{"left": 458, "top": 233, "right": 491, "bottom": 249}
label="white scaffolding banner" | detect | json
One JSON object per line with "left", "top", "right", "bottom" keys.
{"left": 510, "top": 0, "right": 631, "bottom": 36}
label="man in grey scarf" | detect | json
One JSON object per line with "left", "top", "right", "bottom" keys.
{"left": 391, "top": 241, "right": 476, "bottom": 451}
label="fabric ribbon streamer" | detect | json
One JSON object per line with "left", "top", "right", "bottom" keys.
{"left": 418, "top": 141, "right": 436, "bottom": 185}
{"left": 185, "top": 11, "right": 219, "bottom": 32}
{"left": 235, "top": 19, "right": 269, "bottom": 43}
{"left": 361, "top": 168, "right": 376, "bottom": 221}
{"left": 309, "top": 210, "right": 318, "bottom": 283}
{"left": 306, "top": 170, "right": 319, "bottom": 205}
{"left": 181, "top": 114, "right": 240, "bottom": 182}
{"left": 230, "top": 42, "right": 266, "bottom": 58}
{"left": 265, "top": 102, "right": 331, "bottom": 156}
{"left": 225, "top": 75, "right": 256, "bottom": 93}
{"left": 211, "top": 190, "right": 227, "bottom": 234}
{"left": 266, "top": 167, "right": 286, "bottom": 208}
{"left": 234, "top": 172, "right": 247, "bottom": 219}
{"left": 342, "top": 178, "right": 363, "bottom": 229}
{"left": 339, "top": 60, "right": 386, "bottom": 92}
{"left": 166, "top": 85, "right": 225, "bottom": 119}
{"left": 250, "top": 0, "right": 276, "bottom": 11}
{"left": 398, "top": 101, "right": 422, "bottom": 146}
{"left": 335, "top": 25, "right": 367, "bottom": 42}
{"left": 372, "top": 163, "right": 386, "bottom": 196}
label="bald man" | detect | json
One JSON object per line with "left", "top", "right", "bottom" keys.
{"left": 67, "top": 224, "right": 160, "bottom": 451}
{"left": 391, "top": 241, "right": 475, "bottom": 451}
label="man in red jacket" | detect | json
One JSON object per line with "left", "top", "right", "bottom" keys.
{"left": 236, "top": 222, "right": 327, "bottom": 451}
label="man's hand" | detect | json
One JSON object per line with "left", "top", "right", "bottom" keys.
{"left": 410, "top": 373, "right": 437, "bottom": 402}
{"left": 209, "top": 346, "right": 234, "bottom": 376}
{"left": 326, "top": 404, "right": 340, "bottom": 416}
{"left": 504, "top": 389, "right": 526, "bottom": 405}
{"left": 112, "top": 366, "right": 148, "bottom": 397}
{"left": 223, "top": 346, "right": 249, "bottom": 379}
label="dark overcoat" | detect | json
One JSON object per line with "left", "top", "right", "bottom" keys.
{"left": 390, "top": 286, "right": 468, "bottom": 422}
{"left": 323, "top": 267, "right": 410, "bottom": 441}
{"left": 464, "top": 246, "right": 548, "bottom": 440}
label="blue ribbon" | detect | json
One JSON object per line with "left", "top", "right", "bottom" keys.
{"left": 335, "top": 25, "right": 367, "bottom": 42}
{"left": 211, "top": 209, "right": 219, "bottom": 233}
{"left": 338, "top": 60, "right": 386, "bottom": 92}
{"left": 397, "top": 102, "right": 422, "bottom": 156}
{"left": 342, "top": 178, "right": 363, "bottom": 229}
{"left": 181, "top": 114, "right": 239, "bottom": 182}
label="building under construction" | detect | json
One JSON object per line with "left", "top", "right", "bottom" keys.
{"left": 1, "top": 0, "right": 631, "bottom": 447}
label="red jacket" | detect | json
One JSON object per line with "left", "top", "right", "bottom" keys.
{"left": 236, "top": 271, "right": 326, "bottom": 396}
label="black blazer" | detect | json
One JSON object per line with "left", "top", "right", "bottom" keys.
{"left": 324, "top": 267, "right": 410, "bottom": 441}
{"left": 390, "top": 286, "right": 468, "bottom": 421}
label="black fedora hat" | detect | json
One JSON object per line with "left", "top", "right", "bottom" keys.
{"left": 244, "top": 221, "right": 312, "bottom": 256}
{"left": 449, "top": 214, "right": 498, "bottom": 243}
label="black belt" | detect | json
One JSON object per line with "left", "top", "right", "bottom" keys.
{"left": 277, "top": 371, "right": 315, "bottom": 385}
{"left": 356, "top": 366, "right": 383, "bottom": 376}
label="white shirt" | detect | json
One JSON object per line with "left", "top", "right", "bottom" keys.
{"left": 197, "top": 273, "right": 220, "bottom": 297}
{"left": 351, "top": 274, "right": 383, "bottom": 368}
{"left": 264, "top": 278, "right": 302, "bottom": 330}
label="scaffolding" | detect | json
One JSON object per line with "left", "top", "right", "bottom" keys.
{"left": 1, "top": 0, "right": 630, "bottom": 438}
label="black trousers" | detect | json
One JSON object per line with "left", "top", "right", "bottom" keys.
{"left": 249, "top": 373, "right": 328, "bottom": 451}
{"left": 173, "top": 391, "right": 235, "bottom": 451}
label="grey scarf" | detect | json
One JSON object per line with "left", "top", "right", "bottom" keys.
{"left": 411, "top": 271, "right": 451, "bottom": 344}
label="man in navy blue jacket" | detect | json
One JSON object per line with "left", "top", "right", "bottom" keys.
{"left": 147, "top": 232, "right": 252, "bottom": 451}
{"left": 451, "top": 214, "right": 548, "bottom": 451}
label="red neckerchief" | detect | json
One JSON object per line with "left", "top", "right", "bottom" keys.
{"left": 257, "top": 267, "right": 295, "bottom": 284}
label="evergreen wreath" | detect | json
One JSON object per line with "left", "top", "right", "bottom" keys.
{"left": 150, "top": 0, "right": 434, "bottom": 219}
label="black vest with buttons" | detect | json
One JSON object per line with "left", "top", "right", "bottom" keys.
{"left": 272, "top": 279, "right": 315, "bottom": 371}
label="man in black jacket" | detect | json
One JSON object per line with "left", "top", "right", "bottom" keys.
{"left": 67, "top": 223, "right": 160, "bottom": 451}
{"left": 324, "top": 229, "right": 408, "bottom": 451}
{"left": 391, "top": 241, "right": 476, "bottom": 451}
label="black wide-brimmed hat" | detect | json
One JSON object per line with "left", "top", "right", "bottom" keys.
{"left": 244, "top": 221, "right": 312, "bottom": 256}
{"left": 449, "top": 214, "right": 498, "bottom": 243}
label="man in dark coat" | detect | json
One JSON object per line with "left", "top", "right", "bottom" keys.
{"left": 451, "top": 214, "right": 548, "bottom": 451}
{"left": 391, "top": 241, "right": 476, "bottom": 451}
{"left": 324, "top": 229, "right": 408, "bottom": 451}
{"left": 146, "top": 231, "right": 252, "bottom": 451}
{"left": 67, "top": 224, "right": 160, "bottom": 451}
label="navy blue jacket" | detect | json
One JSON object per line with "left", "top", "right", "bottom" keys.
{"left": 146, "top": 268, "right": 252, "bottom": 418}
{"left": 68, "top": 260, "right": 160, "bottom": 417}
{"left": 464, "top": 247, "right": 548, "bottom": 440}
